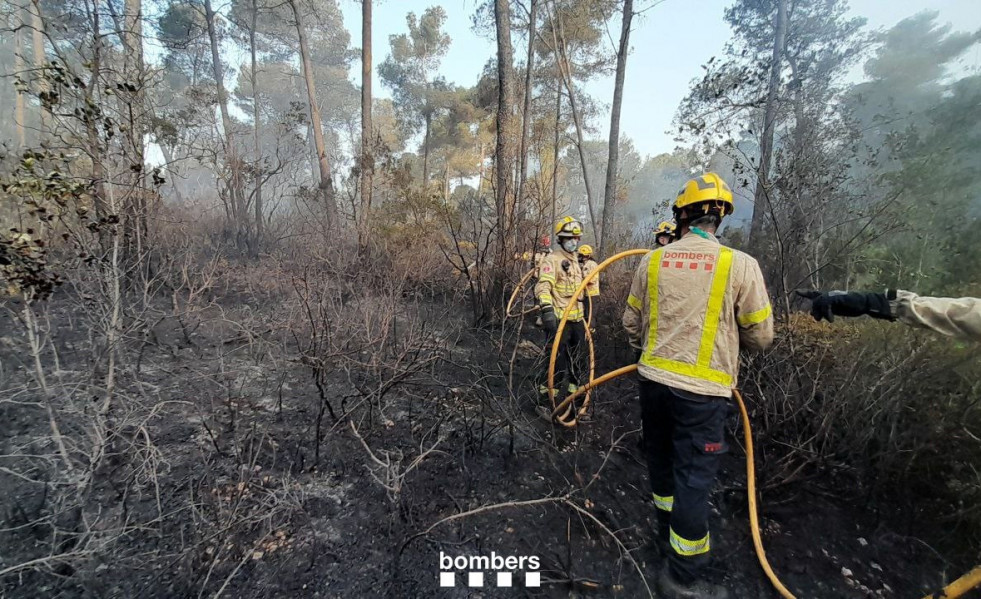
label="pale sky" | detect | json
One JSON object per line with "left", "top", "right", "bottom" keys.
{"left": 340, "top": 0, "right": 981, "bottom": 159}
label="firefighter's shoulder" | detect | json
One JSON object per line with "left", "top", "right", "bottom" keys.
{"left": 539, "top": 253, "right": 561, "bottom": 274}
{"left": 726, "top": 247, "right": 764, "bottom": 277}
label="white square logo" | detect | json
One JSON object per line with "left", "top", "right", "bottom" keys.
{"left": 468, "top": 572, "right": 484, "bottom": 587}
{"left": 525, "top": 571, "right": 541, "bottom": 587}
{"left": 497, "top": 572, "right": 512, "bottom": 587}
{"left": 439, "top": 572, "right": 455, "bottom": 587}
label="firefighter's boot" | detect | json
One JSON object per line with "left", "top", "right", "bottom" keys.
{"left": 657, "top": 564, "right": 729, "bottom": 599}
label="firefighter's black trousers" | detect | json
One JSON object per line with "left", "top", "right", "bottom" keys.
{"left": 540, "top": 319, "right": 586, "bottom": 392}
{"left": 639, "top": 378, "right": 728, "bottom": 584}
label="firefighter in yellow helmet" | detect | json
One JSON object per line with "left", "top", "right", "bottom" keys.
{"left": 577, "top": 244, "right": 600, "bottom": 323}
{"left": 654, "top": 221, "right": 677, "bottom": 247}
{"left": 535, "top": 217, "right": 588, "bottom": 405}
{"left": 622, "top": 173, "right": 774, "bottom": 599}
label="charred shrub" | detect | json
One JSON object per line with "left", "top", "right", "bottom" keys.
{"left": 743, "top": 314, "right": 981, "bottom": 554}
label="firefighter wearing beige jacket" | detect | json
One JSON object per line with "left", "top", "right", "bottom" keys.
{"left": 623, "top": 173, "right": 773, "bottom": 599}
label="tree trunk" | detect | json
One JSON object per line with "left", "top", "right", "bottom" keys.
{"left": 422, "top": 110, "right": 431, "bottom": 187}
{"left": 477, "top": 140, "right": 485, "bottom": 194}
{"left": 551, "top": 75, "right": 561, "bottom": 241}
{"left": 204, "top": 0, "right": 247, "bottom": 235}
{"left": 122, "top": 0, "right": 148, "bottom": 266}
{"left": 516, "top": 0, "right": 537, "bottom": 216}
{"left": 290, "top": 0, "right": 338, "bottom": 227}
{"left": 85, "top": 0, "right": 109, "bottom": 251}
{"left": 159, "top": 142, "right": 185, "bottom": 204}
{"left": 443, "top": 163, "right": 450, "bottom": 204}
{"left": 551, "top": 10, "right": 597, "bottom": 235}
{"left": 493, "top": 0, "right": 516, "bottom": 317}
{"left": 29, "top": 0, "right": 48, "bottom": 134}
{"left": 359, "top": 0, "right": 373, "bottom": 251}
{"left": 14, "top": 9, "right": 26, "bottom": 149}
{"left": 600, "top": 0, "right": 633, "bottom": 255}
{"left": 250, "top": 0, "right": 263, "bottom": 255}
{"left": 750, "top": 0, "right": 787, "bottom": 243}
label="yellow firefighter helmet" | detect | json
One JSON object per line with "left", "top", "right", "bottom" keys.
{"left": 554, "top": 216, "right": 583, "bottom": 238}
{"left": 674, "top": 172, "right": 734, "bottom": 216}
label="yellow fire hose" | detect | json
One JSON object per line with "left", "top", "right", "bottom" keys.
{"left": 547, "top": 249, "right": 650, "bottom": 426}
{"left": 506, "top": 268, "right": 539, "bottom": 318}
{"left": 929, "top": 567, "right": 981, "bottom": 599}
{"left": 529, "top": 246, "right": 980, "bottom": 599}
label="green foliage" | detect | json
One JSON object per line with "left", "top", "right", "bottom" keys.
{"left": 845, "top": 14, "right": 981, "bottom": 295}
{"left": 379, "top": 7, "right": 452, "bottom": 137}
{"left": 0, "top": 151, "right": 106, "bottom": 301}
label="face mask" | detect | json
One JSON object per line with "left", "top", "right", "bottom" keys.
{"left": 561, "top": 239, "right": 579, "bottom": 253}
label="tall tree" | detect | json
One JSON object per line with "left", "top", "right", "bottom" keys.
{"left": 29, "top": 0, "right": 48, "bottom": 133}
{"left": 599, "top": 0, "right": 633, "bottom": 254}
{"left": 120, "top": 0, "right": 149, "bottom": 261}
{"left": 516, "top": 0, "right": 538, "bottom": 212}
{"left": 360, "top": 0, "right": 372, "bottom": 250}
{"left": 203, "top": 0, "right": 247, "bottom": 236}
{"left": 289, "top": 0, "right": 338, "bottom": 226}
{"left": 539, "top": 0, "right": 616, "bottom": 235}
{"left": 493, "top": 0, "right": 516, "bottom": 316}
{"left": 378, "top": 7, "right": 451, "bottom": 188}
{"left": 750, "top": 0, "right": 786, "bottom": 243}
{"left": 14, "top": 7, "right": 26, "bottom": 148}
{"left": 551, "top": 78, "right": 561, "bottom": 234}
{"left": 249, "top": 0, "right": 263, "bottom": 250}
{"left": 676, "top": 0, "right": 867, "bottom": 303}
{"left": 548, "top": 5, "right": 597, "bottom": 232}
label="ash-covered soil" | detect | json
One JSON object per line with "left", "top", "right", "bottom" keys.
{"left": 0, "top": 292, "right": 973, "bottom": 599}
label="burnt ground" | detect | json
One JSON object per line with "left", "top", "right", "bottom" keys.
{"left": 0, "top": 291, "right": 977, "bottom": 599}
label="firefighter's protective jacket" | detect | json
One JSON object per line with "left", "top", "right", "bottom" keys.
{"left": 536, "top": 249, "right": 585, "bottom": 322}
{"left": 581, "top": 259, "right": 600, "bottom": 297}
{"left": 891, "top": 290, "right": 981, "bottom": 342}
{"left": 623, "top": 230, "right": 774, "bottom": 397}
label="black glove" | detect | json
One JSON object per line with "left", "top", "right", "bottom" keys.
{"left": 540, "top": 305, "right": 558, "bottom": 333}
{"left": 631, "top": 346, "right": 642, "bottom": 363}
{"left": 796, "top": 290, "right": 893, "bottom": 323}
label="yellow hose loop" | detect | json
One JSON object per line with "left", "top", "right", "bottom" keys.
{"left": 506, "top": 268, "right": 537, "bottom": 318}
{"left": 733, "top": 389, "right": 796, "bottom": 599}
{"left": 552, "top": 323, "right": 599, "bottom": 428}
{"left": 547, "top": 249, "right": 651, "bottom": 414}
{"left": 551, "top": 364, "right": 638, "bottom": 423}
{"left": 925, "top": 565, "right": 981, "bottom": 599}
{"left": 580, "top": 322, "right": 596, "bottom": 418}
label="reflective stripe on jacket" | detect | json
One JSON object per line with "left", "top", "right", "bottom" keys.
{"left": 622, "top": 231, "right": 774, "bottom": 397}
{"left": 891, "top": 290, "right": 981, "bottom": 342}
{"left": 535, "top": 249, "right": 585, "bottom": 322}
